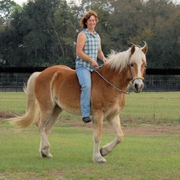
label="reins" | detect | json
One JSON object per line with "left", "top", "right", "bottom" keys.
{"left": 93, "top": 64, "right": 144, "bottom": 94}
{"left": 93, "top": 67, "right": 129, "bottom": 94}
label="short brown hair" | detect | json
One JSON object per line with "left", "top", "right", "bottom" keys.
{"left": 80, "top": 10, "right": 99, "bottom": 29}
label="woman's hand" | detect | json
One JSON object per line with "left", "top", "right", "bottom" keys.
{"left": 102, "top": 57, "right": 108, "bottom": 64}
{"left": 90, "top": 59, "right": 99, "bottom": 68}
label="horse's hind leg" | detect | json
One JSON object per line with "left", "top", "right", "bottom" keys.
{"left": 38, "top": 111, "right": 54, "bottom": 158}
{"left": 45, "top": 105, "right": 63, "bottom": 135}
{"left": 38, "top": 106, "right": 63, "bottom": 158}
{"left": 100, "top": 114, "right": 124, "bottom": 157}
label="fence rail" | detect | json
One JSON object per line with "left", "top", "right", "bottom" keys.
{"left": 0, "top": 67, "right": 180, "bottom": 92}
{"left": 1, "top": 67, "right": 180, "bottom": 74}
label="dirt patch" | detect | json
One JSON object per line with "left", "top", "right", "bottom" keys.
{"left": 122, "top": 125, "right": 180, "bottom": 136}
{"left": 59, "top": 120, "right": 180, "bottom": 136}
{"left": 1, "top": 112, "right": 180, "bottom": 136}
{"left": 0, "top": 110, "right": 17, "bottom": 119}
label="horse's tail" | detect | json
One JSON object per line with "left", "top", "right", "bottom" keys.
{"left": 9, "top": 72, "right": 41, "bottom": 129}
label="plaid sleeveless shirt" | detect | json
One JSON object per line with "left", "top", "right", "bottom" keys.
{"left": 75, "top": 29, "right": 100, "bottom": 72}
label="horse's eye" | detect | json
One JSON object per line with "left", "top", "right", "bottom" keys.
{"left": 130, "top": 63, "right": 134, "bottom": 67}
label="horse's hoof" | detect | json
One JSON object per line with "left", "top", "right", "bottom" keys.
{"left": 41, "top": 151, "right": 53, "bottom": 158}
{"left": 100, "top": 147, "right": 111, "bottom": 157}
{"left": 100, "top": 148, "right": 104, "bottom": 156}
{"left": 98, "top": 159, "right": 107, "bottom": 163}
{"left": 94, "top": 156, "right": 107, "bottom": 163}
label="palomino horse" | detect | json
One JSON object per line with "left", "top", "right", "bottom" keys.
{"left": 10, "top": 44, "right": 148, "bottom": 163}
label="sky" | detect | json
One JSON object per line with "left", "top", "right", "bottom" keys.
{"left": 14, "top": 0, "right": 26, "bottom": 5}
{"left": 14, "top": 0, "right": 73, "bottom": 5}
{"left": 14, "top": 0, "right": 180, "bottom": 6}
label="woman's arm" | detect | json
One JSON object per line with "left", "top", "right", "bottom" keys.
{"left": 97, "top": 37, "right": 108, "bottom": 63}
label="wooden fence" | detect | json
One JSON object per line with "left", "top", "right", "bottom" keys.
{"left": 0, "top": 67, "right": 180, "bottom": 92}
{"left": 0, "top": 67, "right": 180, "bottom": 122}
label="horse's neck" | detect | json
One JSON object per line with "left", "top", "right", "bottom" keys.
{"left": 95, "top": 65, "right": 130, "bottom": 91}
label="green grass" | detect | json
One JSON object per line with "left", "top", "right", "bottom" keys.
{"left": 121, "top": 92, "right": 180, "bottom": 124}
{"left": 1, "top": 91, "right": 180, "bottom": 179}
{"left": 0, "top": 123, "right": 180, "bottom": 180}
{"left": 0, "top": 92, "right": 26, "bottom": 114}
{"left": 0, "top": 91, "right": 180, "bottom": 124}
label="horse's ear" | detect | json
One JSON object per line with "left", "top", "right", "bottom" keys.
{"left": 131, "top": 44, "right": 136, "bottom": 55}
{"left": 141, "top": 43, "right": 148, "bottom": 54}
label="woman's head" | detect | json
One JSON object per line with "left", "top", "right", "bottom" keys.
{"left": 80, "top": 10, "right": 99, "bottom": 29}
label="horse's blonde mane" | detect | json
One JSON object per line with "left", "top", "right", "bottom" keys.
{"left": 107, "top": 44, "right": 146, "bottom": 72}
{"left": 107, "top": 48, "right": 131, "bottom": 72}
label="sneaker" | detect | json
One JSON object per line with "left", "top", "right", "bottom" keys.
{"left": 82, "top": 117, "right": 91, "bottom": 123}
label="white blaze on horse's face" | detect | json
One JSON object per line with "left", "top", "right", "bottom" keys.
{"left": 129, "top": 44, "right": 148, "bottom": 93}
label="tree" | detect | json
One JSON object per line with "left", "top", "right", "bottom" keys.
{"left": 0, "top": 0, "right": 19, "bottom": 25}
{"left": 129, "top": 0, "right": 180, "bottom": 68}
{"left": 2, "top": 0, "right": 78, "bottom": 66}
{"left": 0, "top": 0, "right": 180, "bottom": 68}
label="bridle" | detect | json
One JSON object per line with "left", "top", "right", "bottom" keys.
{"left": 128, "top": 64, "right": 144, "bottom": 83}
{"left": 127, "top": 51, "right": 145, "bottom": 82}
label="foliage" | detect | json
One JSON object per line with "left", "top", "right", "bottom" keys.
{"left": 0, "top": 0, "right": 17, "bottom": 24}
{"left": 0, "top": 0, "right": 180, "bottom": 68}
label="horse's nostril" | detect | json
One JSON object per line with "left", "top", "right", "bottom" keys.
{"left": 135, "top": 84, "right": 138, "bottom": 89}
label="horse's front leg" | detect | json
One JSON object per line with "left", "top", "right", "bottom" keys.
{"left": 100, "top": 114, "right": 124, "bottom": 157}
{"left": 93, "top": 113, "right": 106, "bottom": 163}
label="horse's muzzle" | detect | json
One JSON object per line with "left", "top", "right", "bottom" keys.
{"left": 133, "top": 79, "right": 144, "bottom": 93}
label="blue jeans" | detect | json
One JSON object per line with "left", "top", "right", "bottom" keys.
{"left": 76, "top": 65, "right": 91, "bottom": 118}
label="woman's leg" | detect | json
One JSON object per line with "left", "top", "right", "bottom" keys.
{"left": 76, "top": 66, "right": 91, "bottom": 122}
